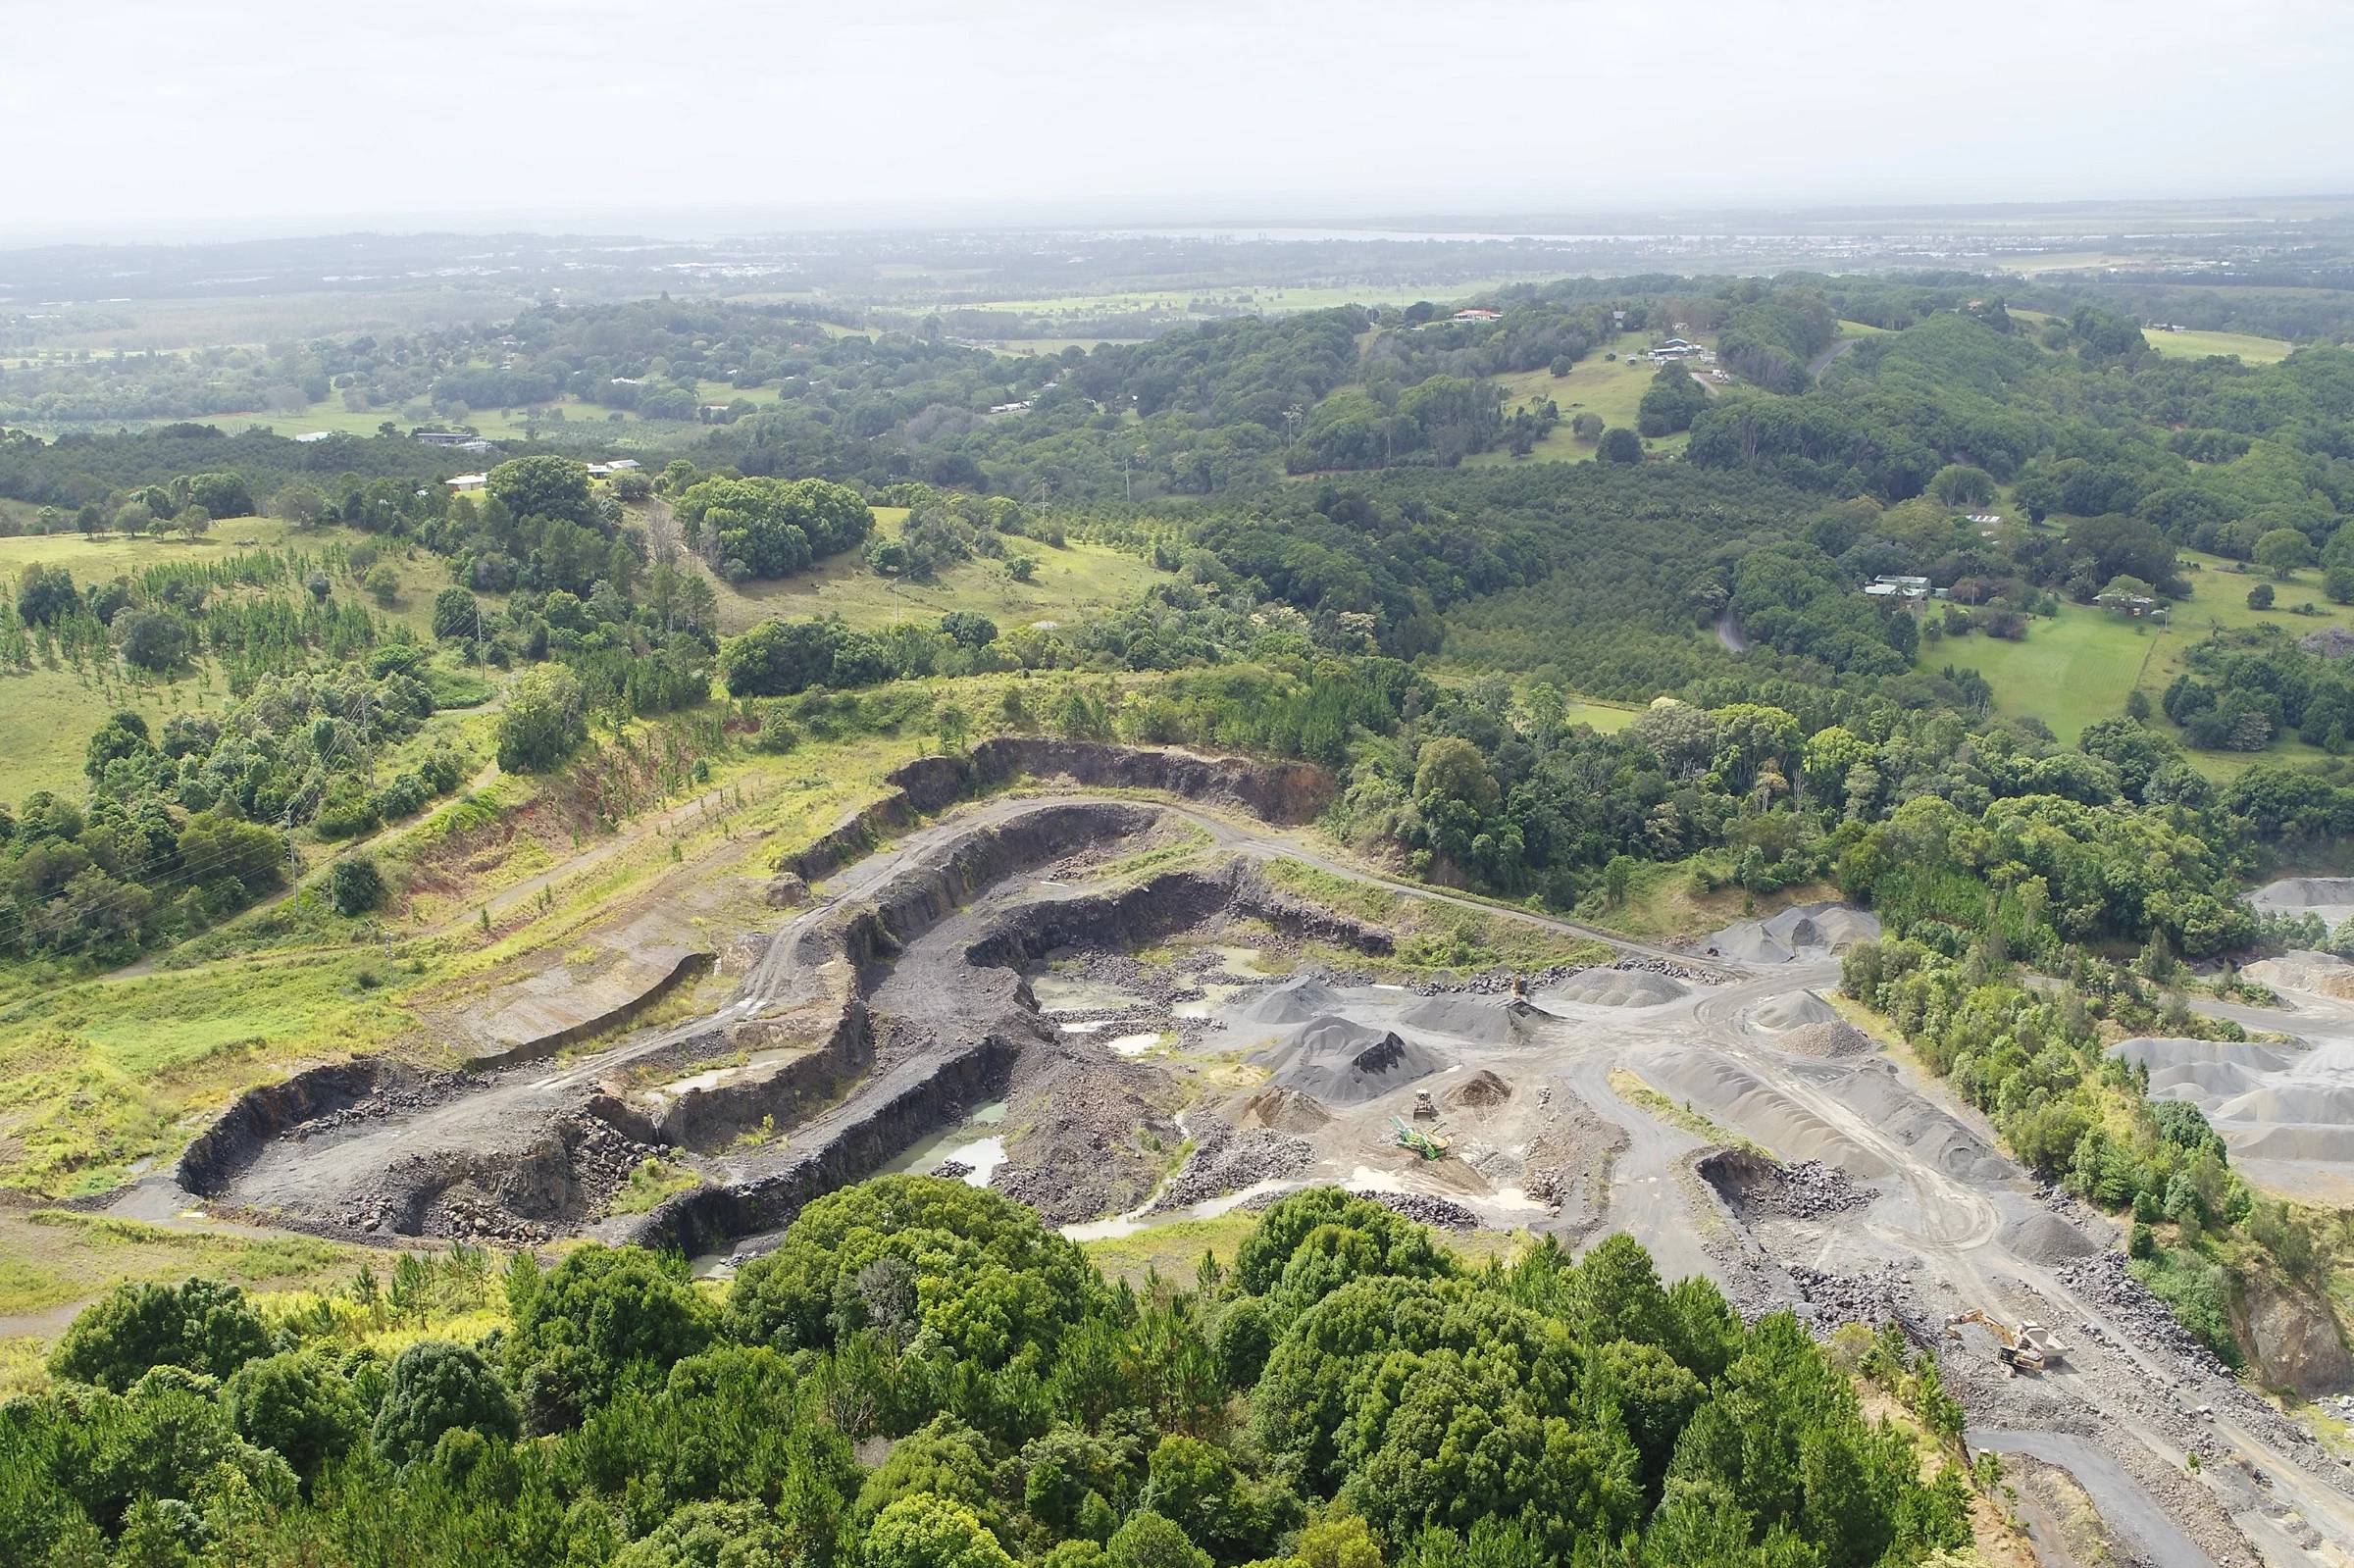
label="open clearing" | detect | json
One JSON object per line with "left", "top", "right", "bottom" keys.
{"left": 1462, "top": 331, "right": 1696, "bottom": 466}
{"left": 1923, "top": 547, "right": 2354, "bottom": 761}
{"left": 692, "top": 509, "right": 1174, "bottom": 635}
{"left": 2146, "top": 328, "right": 2294, "bottom": 363}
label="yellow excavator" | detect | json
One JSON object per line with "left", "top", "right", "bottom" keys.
{"left": 1947, "top": 1309, "right": 2068, "bottom": 1374}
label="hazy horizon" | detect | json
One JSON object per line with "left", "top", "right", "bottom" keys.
{"left": 12, "top": 0, "right": 2354, "bottom": 247}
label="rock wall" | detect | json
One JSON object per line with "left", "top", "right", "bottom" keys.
{"left": 654, "top": 1002, "right": 876, "bottom": 1152}
{"left": 790, "top": 740, "right": 1334, "bottom": 885}
{"left": 2238, "top": 1275, "right": 2354, "bottom": 1397}
{"left": 619, "top": 1035, "right": 1019, "bottom": 1255}
{"left": 177, "top": 1059, "right": 403, "bottom": 1196}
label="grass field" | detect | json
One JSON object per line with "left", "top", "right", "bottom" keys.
{"left": 2145, "top": 328, "right": 2294, "bottom": 363}
{"left": 1924, "top": 547, "right": 2354, "bottom": 764}
{"left": 0, "top": 519, "right": 485, "bottom": 800}
{"left": 1462, "top": 332, "right": 1694, "bottom": 467}
{"left": 692, "top": 509, "right": 1174, "bottom": 635}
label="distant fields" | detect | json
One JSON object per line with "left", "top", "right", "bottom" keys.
{"left": 2145, "top": 328, "right": 2294, "bottom": 363}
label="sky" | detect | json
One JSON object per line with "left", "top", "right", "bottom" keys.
{"left": 9, "top": 0, "right": 2354, "bottom": 242}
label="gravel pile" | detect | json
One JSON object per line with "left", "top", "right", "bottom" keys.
{"left": 930, "top": 1159, "right": 974, "bottom": 1181}
{"left": 1353, "top": 1189, "right": 1479, "bottom": 1230}
{"left": 1152, "top": 1121, "right": 1313, "bottom": 1209}
{"left": 1790, "top": 1262, "right": 1919, "bottom": 1334}
{"left": 297, "top": 1071, "right": 474, "bottom": 1137}
{"left": 1770, "top": 1021, "right": 1876, "bottom": 1060}
{"left": 1753, "top": 1158, "right": 1871, "bottom": 1218}
{"left": 2056, "top": 1253, "right": 2232, "bottom": 1377}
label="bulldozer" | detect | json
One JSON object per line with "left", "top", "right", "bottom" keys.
{"left": 1947, "top": 1309, "right": 2068, "bottom": 1374}
{"left": 1391, "top": 1116, "right": 1452, "bottom": 1160}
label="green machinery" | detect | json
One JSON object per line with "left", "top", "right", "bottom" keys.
{"left": 1391, "top": 1117, "right": 1452, "bottom": 1160}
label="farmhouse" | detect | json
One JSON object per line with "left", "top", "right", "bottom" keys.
{"left": 293, "top": 430, "right": 333, "bottom": 443}
{"left": 606, "top": 458, "right": 640, "bottom": 471}
{"left": 414, "top": 431, "right": 472, "bottom": 447}
{"left": 1451, "top": 307, "right": 1503, "bottom": 323}
{"left": 445, "top": 473, "right": 488, "bottom": 491}
{"left": 1864, "top": 574, "right": 1932, "bottom": 602}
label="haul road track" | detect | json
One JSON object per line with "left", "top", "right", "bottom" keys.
{"left": 129, "top": 744, "right": 2354, "bottom": 1567}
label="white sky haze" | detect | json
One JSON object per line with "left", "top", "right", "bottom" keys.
{"left": 8, "top": 0, "right": 2353, "bottom": 239}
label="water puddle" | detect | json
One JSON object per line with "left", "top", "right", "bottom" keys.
{"left": 1105, "top": 1033, "right": 1162, "bottom": 1057}
{"left": 1204, "top": 944, "right": 1273, "bottom": 978}
{"left": 886, "top": 1100, "right": 1010, "bottom": 1187}
{"left": 1062, "top": 1175, "right": 1296, "bottom": 1240}
{"left": 641, "top": 1046, "right": 801, "bottom": 1104}
{"left": 1060, "top": 1019, "right": 1112, "bottom": 1035}
{"left": 1173, "top": 983, "right": 1244, "bottom": 1020}
{"left": 1030, "top": 972, "right": 1148, "bottom": 1014}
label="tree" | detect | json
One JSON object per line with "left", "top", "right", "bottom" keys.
{"left": 2254, "top": 527, "right": 2315, "bottom": 579}
{"left": 486, "top": 455, "right": 594, "bottom": 527}
{"left": 116, "top": 609, "right": 193, "bottom": 671}
{"left": 434, "top": 585, "right": 483, "bottom": 641}
{"left": 1570, "top": 411, "right": 1604, "bottom": 441}
{"left": 1106, "top": 1509, "right": 1213, "bottom": 1568}
{"left": 497, "top": 666, "right": 588, "bottom": 772}
{"left": 1927, "top": 464, "right": 1996, "bottom": 507}
{"left": 270, "top": 482, "right": 329, "bottom": 527}
{"left": 612, "top": 1501, "right": 799, "bottom": 1568}
{"left": 720, "top": 618, "right": 845, "bottom": 698}
{"left": 864, "top": 1493, "right": 1017, "bottom": 1568}
{"left": 17, "top": 562, "right": 79, "bottom": 626}
{"left": 364, "top": 562, "right": 401, "bottom": 606}
{"left": 2247, "top": 582, "right": 2276, "bottom": 610}
{"left": 2327, "top": 564, "right": 2354, "bottom": 604}
{"left": 329, "top": 855, "right": 386, "bottom": 916}
{"left": 223, "top": 1350, "right": 364, "bottom": 1485}
{"left": 1597, "top": 427, "right": 1644, "bottom": 464}
{"left": 371, "top": 1340, "right": 521, "bottom": 1466}
{"left": 48, "top": 1278, "right": 274, "bottom": 1391}
{"left": 504, "top": 1244, "right": 715, "bottom": 1431}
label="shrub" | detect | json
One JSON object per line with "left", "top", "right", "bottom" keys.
{"left": 48, "top": 1278, "right": 274, "bottom": 1391}
{"left": 371, "top": 1340, "right": 521, "bottom": 1465}
{"left": 329, "top": 855, "right": 386, "bottom": 917}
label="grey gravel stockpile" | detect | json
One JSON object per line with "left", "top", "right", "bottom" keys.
{"left": 2001, "top": 1210, "right": 2103, "bottom": 1266}
{"left": 1253, "top": 1017, "right": 1444, "bottom": 1105}
{"left": 1752, "top": 990, "right": 1840, "bottom": 1031}
{"left": 1353, "top": 1189, "right": 1479, "bottom": 1230}
{"left": 1545, "top": 967, "right": 1686, "bottom": 1008}
{"left": 1790, "top": 1263, "right": 1919, "bottom": 1334}
{"left": 1153, "top": 1121, "right": 1314, "bottom": 1209}
{"left": 1396, "top": 993, "right": 1517, "bottom": 1044}
{"left": 1242, "top": 975, "right": 1345, "bottom": 1026}
{"left": 1769, "top": 1020, "right": 1876, "bottom": 1059}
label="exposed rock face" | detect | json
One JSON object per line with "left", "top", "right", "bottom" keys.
{"left": 792, "top": 740, "right": 1337, "bottom": 882}
{"left": 2239, "top": 1276, "right": 2353, "bottom": 1397}
{"left": 2299, "top": 625, "right": 2354, "bottom": 660}
{"left": 762, "top": 874, "right": 810, "bottom": 909}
